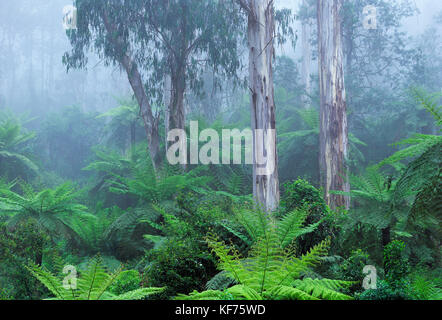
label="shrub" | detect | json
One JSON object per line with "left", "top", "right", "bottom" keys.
{"left": 384, "top": 240, "right": 410, "bottom": 290}
{"left": 280, "top": 179, "right": 331, "bottom": 254}
{"left": 281, "top": 179, "right": 327, "bottom": 214}
{"left": 144, "top": 239, "right": 216, "bottom": 299}
{"left": 109, "top": 270, "right": 141, "bottom": 295}
{"left": 0, "top": 220, "right": 49, "bottom": 299}
{"left": 357, "top": 280, "right": 412, "bottom": 300}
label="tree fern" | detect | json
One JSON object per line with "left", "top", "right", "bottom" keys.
{"left": 26, "top": 256, "right": 164, "bottom": 300}
{"left": 0, "top": 181, "right": 92, "bottom": 243}
{"left": 177, "top": 209, "right": 353, "bottom": 300}
{"left": 0, "top": 113, "right": 38, "bottom": 177}
{"left": 222, "top": 206, "right": 321, "bottom": 249}
{"left": 410, "top": 274, "right": 442, "bottom": 300}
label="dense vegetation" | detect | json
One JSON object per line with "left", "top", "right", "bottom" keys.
{"left": 0, "top": 0, "right": 440, "bottom": 301}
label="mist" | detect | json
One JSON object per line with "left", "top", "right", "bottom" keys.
{"left": 0, "top": 0, "right": 440, "bottom": 303}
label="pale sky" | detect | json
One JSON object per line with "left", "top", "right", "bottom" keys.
{"left": 275, "top": 0, "right": 442, "bottom": 58}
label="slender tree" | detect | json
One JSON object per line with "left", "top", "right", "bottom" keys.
{"left": 300, "top": 0, "right": 314, "bottom": 108}
{"left": 317, "top": 0, "right": 350, "bottom": 209}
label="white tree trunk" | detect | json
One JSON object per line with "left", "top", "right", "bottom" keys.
{"left": 247, "top": 0, "right": 280, "bottom": 211}
{"left": 301, "top": 0, "right": 312, "bottom": 108}
{"left": 317, "top": 0, "right": 350, "bottom": 209}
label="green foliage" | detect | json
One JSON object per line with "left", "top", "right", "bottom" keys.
{"left": 358, "top": 280, "right": 412, "bottom": 301}
{"left": 0, "top": 181, "right": 92, "bottom": 244}
{"left": 335, "top": 166, "right": 409, "bottom": 252}
{"left": 109, "top": 270, "right": 142, "bottom": 296}
{"left": 0, "top": 110, "right": 38, "bottom": 179}
{"left": 337, "top": 250, "right": 371, "bottom": 284}
{"left": 1, "top": 2, "right": 441, "bottom": 302}
{"left": 411, "top": 88, "right": 442, "bottom": 127}
{"left": 281, "top": 179, "right": 327, "bottom": 214}
{"left": 102, "top": 207, "right": 158, "bottom": 261}
{"left": 409, "top": 273, "right": 442, "bottom": 300}
{"left": 145, "top": 239, "right": 216, "bottom": 300}
{"left": 97, "top": 98, "right": 143, "bottom": 153}
{"left": 324, "top": 249, "right": 373, "bottom": 295}
{"left": 221, "top": 205, "right": 321, "bottom": 250}
{"left": 26, "top": 256, "right": 164, "bottom": 300}
{"left": 378, "top": 134, "right": 441, "bottom": 169}
{"left": 107, "top": 158, "right": 213, "bottom": 205}
{"left": 205, "top": 271, "right": 236, "bottom": 291}
{"left": 177, "top": 209, "right": 354, "bottom": 300}
{"left": 384, "top": 240, "right": 410, "bottom": 290}
{"left": 280, "top": 179, "right": 332, "bottom": 254}
{"left": 70, "top": 205, "right": 122, "bottom": 256}
{"left": 141, "top": 193, "right": 230, "bottom": 299}
{"left": 0, "top": 220, "right": 49, "bottom": 299}
{"left": 64, "top": 0, "right": 244, "bottom": 107}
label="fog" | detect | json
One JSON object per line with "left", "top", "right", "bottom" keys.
{"left": 1, "top": 1, "right": 441, "bottom": 117}
{"left": 0, "top": 0, "right": 441, "bottom": 302}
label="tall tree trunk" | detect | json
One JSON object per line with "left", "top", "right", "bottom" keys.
{"left": 301, "top": 0, "right": 312, "bottom": 108}
{"left": 167, "top": 65, "right": 186, "bottom": 147}
{"left": 169, "top": 71, "right": 186, "bottom": 137}
{"left": 247, "top": 0, "right": 280, "bottom": 211}
{"left": 102, "top": 13, "right": 162, "bottom": 172}
{"left": 120, "top": 53, "right": 162, "bottom": 171}
{"left": 164, "top": 74, "right": 171, "bottom": 153}
{"left": 317, "top": 0, "right": 350, "bottom": 209}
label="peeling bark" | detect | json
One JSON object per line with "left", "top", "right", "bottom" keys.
{"left": 317, "top": 0, "right": 350, "bottom": 209}
{"left": 247, "top": 0, "right": 280, "bottom": 211}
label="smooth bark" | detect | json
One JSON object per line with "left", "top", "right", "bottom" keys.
{"left": 301, "top": 0, "right": 312, "bottom": 108}
{"left": 317, "top": 0, "right": 350, "bottom": 209}
{"left": 245, "top": 0, "right": 280, "bottom": 211}
{"left": 102, "top": 12, "right": 162, "bottom": 171}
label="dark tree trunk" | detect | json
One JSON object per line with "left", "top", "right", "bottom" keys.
{"left": 382, "top": 226, "right": 391, "bottom": 248}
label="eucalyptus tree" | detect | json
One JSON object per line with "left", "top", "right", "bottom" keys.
{"left": 235, "top": 1, "right": 294, "bottom": 211}
{"left": 341, "top": 0, "right": 416, "bottom": 88}
{"left": 317, "top": 0, "right": 349, "bottom": 209}
{"left": 138, "top": 0, "right": 244, "bottom": 151}
{"left": 340, "top": 1, "right": 421, "bottom": 163}
{"left": 63, "top": 0, "right": 244, "bottom": 171}
{"left": 299, "top": 0, "right": 315, "bottom": 108}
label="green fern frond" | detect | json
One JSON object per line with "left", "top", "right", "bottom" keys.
{"left": 27, "top": 257, "right": 164, "bottom": 300}
{"left": 291, "top": 278, "right": 354, "bottom": 300}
